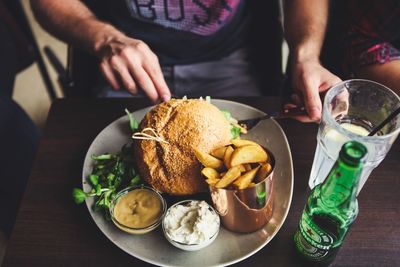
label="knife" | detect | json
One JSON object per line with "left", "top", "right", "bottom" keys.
{"left": 237, "top": 106, "right": 307, "bottom": 131}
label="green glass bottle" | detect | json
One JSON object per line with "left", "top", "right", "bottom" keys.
{"left": 294, "top": 141, "right": 367, "bottom": 264}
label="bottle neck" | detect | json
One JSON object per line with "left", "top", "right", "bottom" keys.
{"left": 320, "top": 159, "right": 362, "bottom": 208}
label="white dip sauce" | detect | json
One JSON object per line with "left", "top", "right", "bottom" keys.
{"left": 164, "top": 201, "right": 219, "bottom": 245}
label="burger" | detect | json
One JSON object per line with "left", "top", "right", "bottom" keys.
{"left": 133, "top": 99, "right": 232, "bottom": 195}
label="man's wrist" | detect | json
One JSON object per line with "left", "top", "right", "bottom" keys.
{"left": 292, "top": 43, "right": 321, "bottom": 64}
{"left": 88, "top": 22, "right": 126, "bottom": 55}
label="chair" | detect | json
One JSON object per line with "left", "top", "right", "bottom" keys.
{"left": 2, "top": 0, "right": 58, "bottom": 100}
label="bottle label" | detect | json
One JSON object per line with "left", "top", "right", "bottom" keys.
{"left": 294, "top": 213, "right": 335, "bottom": 260}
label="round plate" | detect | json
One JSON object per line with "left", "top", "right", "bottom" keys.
{"left": 82, "top": 100, "right": 293, "bottom": 267}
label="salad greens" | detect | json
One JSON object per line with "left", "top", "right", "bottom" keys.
{"left": 72, "top": 109, "right": 141, "bottom": 218}
{"left": 125, "top": 108, "right": 139, "bottom": 132}
{"left": 221, "top": 109, "right": 242, "bottom": 139}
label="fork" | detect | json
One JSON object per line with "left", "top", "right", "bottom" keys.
{"left": 238, "top": 106, "right": 307, "bottom": 131}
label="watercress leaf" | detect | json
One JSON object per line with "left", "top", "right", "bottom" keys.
{"left": 94, "top": 195, "right": 105, "bottom": 211}
{"left": 114, "top": 176, "right": 122, "bottom": 190}
{"left": 91, "top": 154, "right": 113, "bottom": 160}
{"left": 130, "top": 174, "right": 141, "bottom": 186}
{"left": 89, "top": 174, "right": 99, "bottom": 186}
{"left": 230, "top": 126, "right": 241, "bottom": 139}
{"left": 118, "top": 162, "right": 126, "bottom": 176}
{"left": 72, "top": 188, "right": 87, "bottom": 204}
{"left": 103, "top": 190, "right": 114, "bottom": 210}
{"left": 129, "top": 167, "right": 136, "bottom": 177}
{"left": 107, "top": 173, "right": 115, "bottom": 183}
{"left": 221, "top": 109, "right": 232, "bottom": 121}
{"left": 125, "top": 108, "right": 139, "bottom": 132}
{"left": 95, "top": 184, "right": 102, "bottom": 196}
{"left": 93, "top": 204, "right": 102, "bottom": 212}
{"left": 94, "top": 164, "right": 106, "bottom": 170}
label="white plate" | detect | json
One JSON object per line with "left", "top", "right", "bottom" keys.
{"left": 82, "top": 99, "right": 294, "bottom": 267}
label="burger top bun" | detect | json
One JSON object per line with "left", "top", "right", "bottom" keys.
{"left": 134, "top": 99, "right": 231, "bottom": 195}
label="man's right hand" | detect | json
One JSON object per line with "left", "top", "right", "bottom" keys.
{"left": 30, "top": 0, "right": 171, "bottom": 102}
{"left": 95, "top": 35, "right": 171, "bottom": 103}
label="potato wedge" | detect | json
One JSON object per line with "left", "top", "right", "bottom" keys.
{"left": 215, "top": 166, "right": 241, "bottom": 188}
{"left": 244, "top": 163, "right": 252, "bottom": 171}
{"left": 256, "top": 162, "right": 272, "bottom": 182}
{"left": 238, "top": 164, "right": 246, "bottom": 173}
{"left": 194, "top": 149, "right": 224, "bottom": 170}
{"left": 210, "top": 146, "right": 228, "bottom": 160}
{"left": 223, "top": 146, "right": 234, "bottom": 169}
{"left": 220, "top": 171, "right": 226, "bottom": 177}
{"left": 248, "top": 182, "right": 256, "bottom": 187}
{"left": 205, "top": 178, "right": 220, "bottom": 186}
{"left": 230, "top": 145, "right": 268, "bottom": 166}
{"left": 233, "top": 166, "right": 260, "bottom": 190}
{"left": 231, "top": 139, "right": 259, "bottom": 147}
{"left": 201, "top": 167, "right": 220, "bottom": 180}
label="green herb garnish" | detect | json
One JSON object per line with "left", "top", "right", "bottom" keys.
{"left": 72, "top": 110, "right": 142, "bottom": 218}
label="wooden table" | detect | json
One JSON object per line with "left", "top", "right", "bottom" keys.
{"left": 3, "top": 98, "right": 400, "bottom": 266}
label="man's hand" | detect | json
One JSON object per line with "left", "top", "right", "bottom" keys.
{"left": 96, "top": 36, "right": 171, "bottom": 103}
{"left": 30, "top": 0, "right": 171, "bottom": 103}
{"left": 287, "top": 59, "right": 341, "bottom": 122}
{"left": 284, "top": 0, "right": 341, "bottom": 122}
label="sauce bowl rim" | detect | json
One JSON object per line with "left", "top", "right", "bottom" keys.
{"left": 109, "top": 185, "right": 167, "bottom": 232}
{"left": 162, "top": 199, "right": 220, "bottom": 247}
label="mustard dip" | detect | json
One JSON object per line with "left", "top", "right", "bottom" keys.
{"left": 114, "top": 188, "right": 162, "bottom": 229}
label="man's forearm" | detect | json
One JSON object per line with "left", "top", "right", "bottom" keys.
{"left": 31, "top": 0, "right": 170, "bottom": 102}
{"left": 284, "top": 0, "right": 330, "bottom": 62}
{"left": 30, "top": 0, "right": 125, "bottom": 54}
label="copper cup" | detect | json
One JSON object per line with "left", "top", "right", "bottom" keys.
{"left": 209, "top": 150, "right": 275, "bottom": 233}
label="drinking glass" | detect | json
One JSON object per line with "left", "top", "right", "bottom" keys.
{"left": 309, "top": 79, "right": 400, "bottom": 194}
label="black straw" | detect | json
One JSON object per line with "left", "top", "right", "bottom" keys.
{"left": 368, "top": 106, "right": 400, "bottom": 136}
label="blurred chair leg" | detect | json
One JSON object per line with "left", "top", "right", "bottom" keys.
{"left": 35, "top": 45, "right": 58, "bottom": 100}
{"left": 7, "top": 0, "right": 58, "bottom": 100}
{"left": 44, "top": 46, "right": 71, "bottom": 96}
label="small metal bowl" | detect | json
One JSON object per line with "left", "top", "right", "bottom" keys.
{"left": 208, "top": 148, "right": 275, "bottom": 233}
{"left": 162, "top": 200, "right": 220, "bottom": 251}
{"left": 109, "top": 185, "right": 167, "bottom": 234}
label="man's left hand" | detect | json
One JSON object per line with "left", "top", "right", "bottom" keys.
{"left": 287, "top": 59, "right": 341, "bottom": 122}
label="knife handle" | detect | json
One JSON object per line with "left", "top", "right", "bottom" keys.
{"left": 277, "top": 106, "right": 307, "bottom": 118}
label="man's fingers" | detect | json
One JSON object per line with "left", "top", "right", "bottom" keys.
{"left": 110, "top": 57, "right": 137, "bottom": 94}
{"left": 100, "top": 61, "right": 121, "bottom": 90}
{"left": 128, "top": 63, "right": 159, "bottom": 102}
{"left": 329, "top": 75, "right": 342, "bottom": 86}
{"left": 283, "top": 103, "right": 316, "bottom": 123}
{"left": 302, "top": 78, "right": 322, "bottom": 121}
{"left": 291, "top": 93, "right": 303, "bottom": 106}
{"left": 291, "top": 114, "right": 317, "bottom": 123}
{"left": 99, "top": 38, "right": 173, "bottom": 102}
{"left": 318, "top": 75, "right": 341, "bottom": 92}
{"left": 143, "top": 61, "right": 171, "bottom": 102}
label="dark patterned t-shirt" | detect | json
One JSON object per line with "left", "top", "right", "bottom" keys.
{"left": 88, "top": 0, "right": 248, "bottom": 65}
{"left": 344, "top": 0, "right": 400, "bottom": 69}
